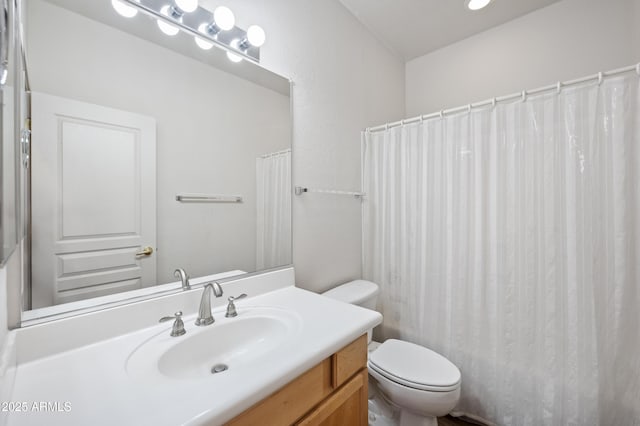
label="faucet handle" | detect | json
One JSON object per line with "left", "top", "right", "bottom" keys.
{"left": 159, "top": 311, "right": 186, "bottom": 337}
{"left": 225, "top": 294, "right": 247, "bottom": 318}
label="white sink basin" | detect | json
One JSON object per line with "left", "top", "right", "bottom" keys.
{"left": 126, "top": 306, "right": 302, "bottom": 382}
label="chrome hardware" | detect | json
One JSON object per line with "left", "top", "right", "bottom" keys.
{"left": 159, "top": 311, "right": 186, "bottom": 337}
{"left": 136, "top": 246, "right": 154, "bottom": 257}
{"left": 195, "top": 282, "right": 223, "bottom": 326}
{"left": 174, "top": 268, "right": 191, "bottom": 290}
{"left": 294, "top": 186, "right": 364, "bottom": 199}
{"left": 225, "top": 294, "right": 247, "bottom": 317}
{"left": 21, "top": 128, "right": 31, "bottom": 169}
{"left": 175, "top": 194, "right": 243, "bottom": 203}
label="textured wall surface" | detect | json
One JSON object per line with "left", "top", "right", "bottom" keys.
{"left": 406, "top": 0, "right": 639, "bottom": 116}
{"left": 219, "top": 0, "right": 406, "bottom": 292}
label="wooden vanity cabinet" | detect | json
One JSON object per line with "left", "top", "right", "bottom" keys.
{"left": 226, "top": 334, "right": 368, "bottom": 426}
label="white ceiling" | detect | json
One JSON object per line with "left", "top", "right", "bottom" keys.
{"left": 337, "top": 0, "right": 561, "bottom": 60}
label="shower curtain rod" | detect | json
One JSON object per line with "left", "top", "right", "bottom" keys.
{"left": 259, "top": 148, "right": 291, "bottom": 159}
{"left": 366, "top": 62, "right": 640, "bottom": 133}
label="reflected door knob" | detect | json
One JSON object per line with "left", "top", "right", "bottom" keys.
{"left": 136, "top": 246, "right": 154, "bottom": 257}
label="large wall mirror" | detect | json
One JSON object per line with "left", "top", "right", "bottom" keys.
{"left": 21, "top": 0, "right": 292, "bottom": 321}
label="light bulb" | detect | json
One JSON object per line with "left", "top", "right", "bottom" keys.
{"left": 466, "top": 0, "right": 492, "bottom": 10}
{"left": 195, "top": 23, "right": 214, "bottom": 50}
{"left": 227, "top": 51, "right": 243, "bottom": 63}
{"left": 175, "top": 0, "right": 198, "bottom": 13}
{"left": 157, "top": 6, "right": 180, "bottom": 36}
{"left": 227, "top": 39, "right": 243, "bottom": 63}
{"left": 247, "top": 25, "right": 265, "bottom": 47}
{"left": 112, "top": 0, "right": 138, "bottom": 18}
{"left": 213, "top": 6, "right": 235, "bottom": 31}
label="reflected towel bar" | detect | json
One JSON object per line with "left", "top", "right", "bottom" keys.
{"left": 176, "top": 194, "right": 243, "bottom": 203}
{"left": 294, "top": 186, "right": 364, "bottom": 199}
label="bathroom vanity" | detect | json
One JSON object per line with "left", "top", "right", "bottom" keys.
{"left": 228, "top": 335, "right": 368, "bottom": 425}
{"left": 3, "top": 268, "right": 380, "bottom": 426}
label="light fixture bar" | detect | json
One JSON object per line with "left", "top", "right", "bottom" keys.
{"left": 120, "top": 0, "right": 261, "bottom": 62}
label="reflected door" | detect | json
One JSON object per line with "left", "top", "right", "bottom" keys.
{"left": 31, "top": 92, "right": 157, "bottom": 308}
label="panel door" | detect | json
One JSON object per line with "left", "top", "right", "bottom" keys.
{"left": 31, "top": 92, "right": 156, "bottom": 308}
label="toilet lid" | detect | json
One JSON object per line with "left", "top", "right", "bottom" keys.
{"left": 368, "top": 339, "right": 461, "bottom": 392}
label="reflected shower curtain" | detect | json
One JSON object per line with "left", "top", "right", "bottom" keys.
{"left": 362, "top": 74, "right": 640, "bottom": 425}
{"left": 256, "top": 150, "right": 292, "bottom": 270}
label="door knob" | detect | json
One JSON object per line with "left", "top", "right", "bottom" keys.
{"left": 136, "top": 246, "right": 154, "bottom": 257}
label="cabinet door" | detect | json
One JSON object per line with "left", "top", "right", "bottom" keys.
{"left": 296, "top": 369, "right": 368, "bottom": 426}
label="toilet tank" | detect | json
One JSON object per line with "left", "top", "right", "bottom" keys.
{"left": 322, "top": 280, "right": 380, "bottom": 311}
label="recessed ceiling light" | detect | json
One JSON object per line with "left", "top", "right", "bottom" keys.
{"left": 466, "top": 0, "right": 492, "bottom": 11}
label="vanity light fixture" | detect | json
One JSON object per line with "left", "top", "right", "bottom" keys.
{"left": 213, "top": 6, "right": 235, "bottom": 31}
{"left": 229, "top": 25, "right": 265, "bottom": 60}
{"left": 226, "top": 40, "right": 243, "bottom": 63}
{"left": 157, "top": 5, "right": 180, "bottom": 36}
{"left": 245, "top": 25, "right": 266, "bottom": 48}
{"left": 158, "top": 0, "right": 198, "bottom": 36}
{"left": 195, "top": 25, "right": 214, "bottom": 50}
{"left": 465, "top": 0, "right": 492, "bottom": 11}
{"left": 112, "top": 0, "right": 139, "bottom": 18}
{"left": 174, "top": 0, "right": 198, "bottom": 13}
{"left": 115, "top": 0, "right": 265, "bottom": 63}
{"left": 194, "top": 6, "right": 235, "bottom": 50}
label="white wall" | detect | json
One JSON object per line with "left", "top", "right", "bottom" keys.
{"left": 406, "top": 0, "right": 640, "bottom": 116}
{"left": 635, "top": 0, "right": 640, "bottom": 56}
{"left": 221, "top": 0, "right": 406, "bottom": 292}
{"left": 27, "top": 0, "right": 291, "bottom": 288}
{"left": 0, "top": 265, "right": 7, "bottom": 344}
{"left": 24, "top": 0, "right": 405, "bottom": 301}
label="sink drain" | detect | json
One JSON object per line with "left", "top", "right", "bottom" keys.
{"left": 211, "top": 364, "right": 229, "bottom": 374}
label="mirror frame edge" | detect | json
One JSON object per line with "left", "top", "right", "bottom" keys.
{"left": 7, "top": 0, "right": 26, "bottom": 330}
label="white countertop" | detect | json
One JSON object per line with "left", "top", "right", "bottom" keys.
{"left": 6, "top": 285, "right": 381, "bottom": 426}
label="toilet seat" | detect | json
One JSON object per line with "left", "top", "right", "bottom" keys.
{"left": 368, "top": 339, "right": 461, "bottom": 392}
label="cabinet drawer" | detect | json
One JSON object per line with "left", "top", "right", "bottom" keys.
{"left": 226, "top": 358, "right": 333, "bottom": 426}
{"left": 331, "top": 334, "right": 367, "bottom": 388}
{"left": 296, "top": 368, "right": 368, "bottom": 426}
{"left": 225, "top": 335, "right": 369, "bottom": 426}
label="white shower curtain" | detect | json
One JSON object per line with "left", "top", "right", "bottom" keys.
{"left": 256, "top": 150, "right": 292, "bottom": 270}
{"left": 363, "top": 74, "right": 640, "bottom": 425}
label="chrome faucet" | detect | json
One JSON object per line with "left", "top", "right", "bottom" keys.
{"left": 159, "top": 311, "right": 186, "bottom": 337}
{"left": 174, "top": 268, "right": 191, "bottom": 290}
{"left": 195, "top": 282, "right": 223, "bottom": 326}
{"left": 225, "top": 294, "right": 247, "bottom": 318}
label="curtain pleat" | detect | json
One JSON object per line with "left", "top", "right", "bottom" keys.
{"left": 362, "top": 75, "right": 640, "bottom": 425}
{"left": 256, "top": 151, "right": 291, "bottom": 270}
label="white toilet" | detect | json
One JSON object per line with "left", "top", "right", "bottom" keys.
{"left": 323, "top": 280, "right": 461, "bottom": 426}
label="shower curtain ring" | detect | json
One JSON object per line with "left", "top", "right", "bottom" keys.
{"left": 467, "top": 104, "right": 472, "bottom": 113}
{"left": 439, "top": 110, "right": 444, "bottom": 119}
{"left": 522, "top": 91, "right": 527, "bottom": 102}
{"left": 492, "top": 98, "right": 497, "bottom": 108}
{"left": 556, "top": 82, "right": 562, "bottom": 94}
{"left": 598, "top": 72, "right": 603, "bottom": 86}
{"left": 636, "top": 63, "right": 640, "bottom": 76}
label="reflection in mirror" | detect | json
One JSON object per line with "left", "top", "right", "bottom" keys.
{"left": 23, "top": 0, "right": 292, "bottom": 319}
{"left": 1, "top": 0, "right": 18, "bottom": 266}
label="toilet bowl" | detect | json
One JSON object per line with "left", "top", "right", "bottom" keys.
{"left": 322, "top": 280, "right": 461, "bottom": 426}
